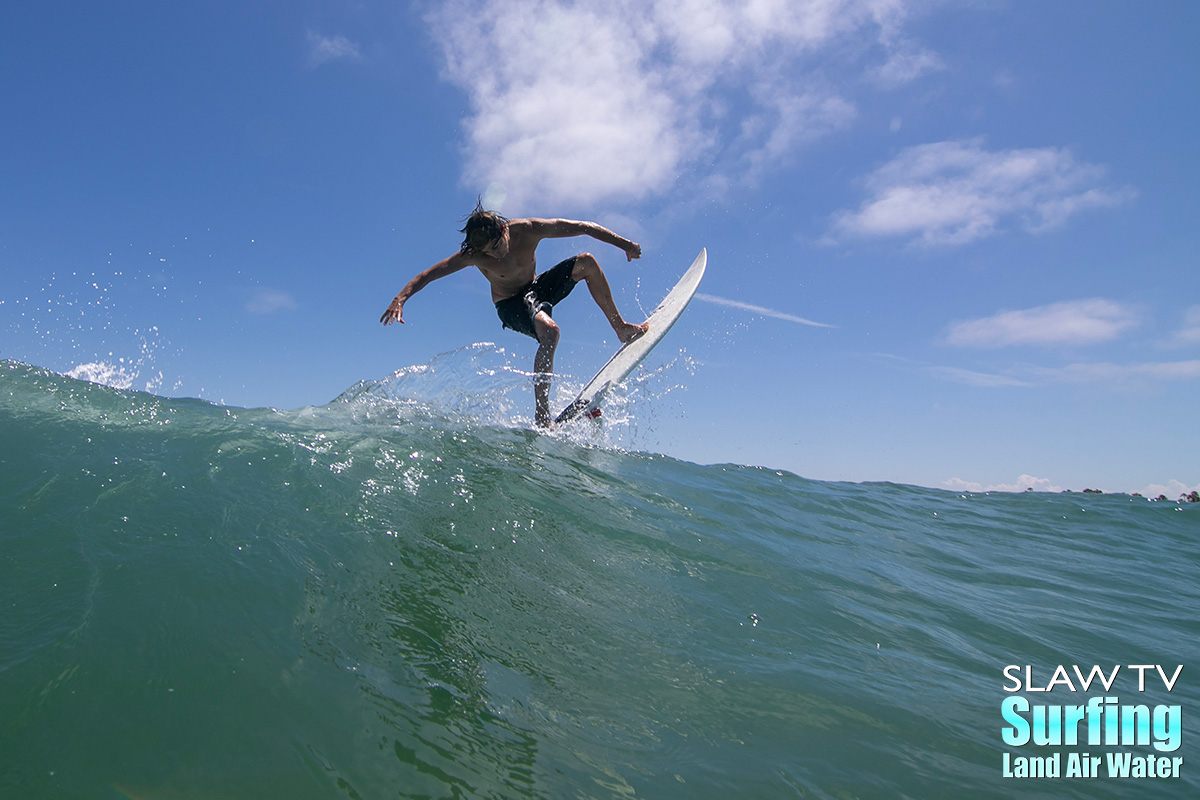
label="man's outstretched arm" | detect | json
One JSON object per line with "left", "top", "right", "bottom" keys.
{"left": 380, "top": 253, "right": 470, "bottom": 325}
{"left": 530, "top": 219, "right": 642, "bottom": 262}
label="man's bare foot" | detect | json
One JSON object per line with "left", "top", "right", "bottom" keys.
{"left": 617, "top": 320, "right": 649, "bottom": 345}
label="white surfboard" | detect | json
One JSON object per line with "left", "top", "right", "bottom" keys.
{"left": 555, "top": 248, "right": 707, "bottom": 424}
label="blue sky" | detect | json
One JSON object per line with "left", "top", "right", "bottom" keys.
{"left": 2, "top": 1, "right": 1197, "bottom": 496}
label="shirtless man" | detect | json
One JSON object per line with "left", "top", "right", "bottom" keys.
{"left": 380, "top": 204, "right": 648, "bottom": 427}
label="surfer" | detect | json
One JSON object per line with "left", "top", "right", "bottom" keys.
{"left": 380, "top": 203, "right": 649, "bottom": 427}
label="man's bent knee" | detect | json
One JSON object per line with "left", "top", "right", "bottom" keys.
{"left": 534, "top": 315, "right": 559, "bottom": 347}
{"left": 572, "top": 253, "right": 599, "bottom": 281}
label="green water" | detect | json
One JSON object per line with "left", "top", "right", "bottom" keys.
{"left": 2, "top": 358, "right": 1197, "bottom": 799}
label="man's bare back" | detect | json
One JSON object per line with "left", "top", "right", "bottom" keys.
{"left": 380, "top": 205, "right": 648, "bottom": 426}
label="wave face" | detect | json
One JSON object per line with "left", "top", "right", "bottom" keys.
{"left": 2, "top": 354, "right": 1197, "bottom": 799}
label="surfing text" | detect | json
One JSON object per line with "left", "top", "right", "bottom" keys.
{"left": 999, "top": 663, "right": 1185, "bottom": 780}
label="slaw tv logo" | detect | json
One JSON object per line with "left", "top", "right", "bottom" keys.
{"left": 1000, "top": 664, "right": 1184, "bottom": 780}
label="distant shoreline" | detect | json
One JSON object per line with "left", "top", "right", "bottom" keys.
{"left": 1059, "top": 488, "right": 1197, "bottom": 503}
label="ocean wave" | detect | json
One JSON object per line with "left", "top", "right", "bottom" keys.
{"left": 1, "top": 356, "right": 1197, "bottom": 799}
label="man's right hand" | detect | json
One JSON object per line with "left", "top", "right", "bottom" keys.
{"left": 380, "top": 296, "right": 405, "bottom": 325}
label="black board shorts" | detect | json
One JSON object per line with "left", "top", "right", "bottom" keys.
{"left": 494, "top": 256, "right": 579, "bottom": 340}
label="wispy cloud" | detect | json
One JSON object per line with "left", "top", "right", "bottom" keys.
{"left": 923, "top": 365, "right": 1029, "bottom": 388}
{"left": 307, "top": 31, "right": 361, "bottom": 67}
{"left": 883, "top": 350, "right": 1200, "bottom": 389}
{"left": 943, "top": 475, "right": 1064, "bottom": 493}
{"left": 872, "top": 353, "right": 1028, "bottom": 387}
{"left": 869, "top": 0, "right": 945, "bottom": 86}
{"left": 695, "top": 293, "right": 834, "bottom": 327}
{"left": 1165, "top": 305, "right": 1200, "bottom": 348}
{"left": 946, "top": 475, "right": 1200, "bottom": 497}
{"left": 924, "top": 359, "right": 1200, "bottom": 388}
{"left": 1029, "top": 359, "right": 1200, "bottom": 384}
{"left": 869, "top": 19, "right": 945, "bottom": 90}
{"left": 871, "top": 46, "right": 944, "bottom": 86}
{"left": 944, "top": 299, "right": 1140, "bottom": 348}
{"left": 1141, "top": 479, "right": 1200, "bottom": 500}
{"left": 245, "top": 288, "right": 298, "bottom": 315}
{"left": 832, "top": 138, "right": 1135, "bottom": 246}
{"left": 425, "top": 0, "right": 936, "bottom": 211}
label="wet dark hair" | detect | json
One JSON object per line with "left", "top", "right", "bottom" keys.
{"left": 459, "top": 199, "right": 509, "bottom": 253}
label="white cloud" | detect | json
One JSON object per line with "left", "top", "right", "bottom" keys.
{"left": 1141, "top": 479, "right": 1200, "bottom": 500}
{"left": 246, "top": 288, "right": 298, "bottom": 315}
{"left": 871, "top": 44, "right": 944, "bottom": 86}
{"left": 695, "top": 293, "right": 834, "bottom": 327}
{"left": 873, "top": 353, "right": 1029, "bottom": 387}
{"left": 945, "top": 299, "right": 1140, "bottom": 348}
{"left": 1031, "top": 359, "right": 1200, "bottom": 384}
{"left": 426, "top": 0, "right": 928, "bottom": 211}
{"left": 737, "top": 92, "right": 858, "bottom": 176}
{"left": 867, "top": 0, "right": 945, "bottom": 86}
{"left": 946, "top": 476, "right": 1199, "bottom": 498}
{"left": 832, "top": 138, "right": 1135, "bottom": 246}
{"left": 922, "top": 358, "right": 1200, "bottom": 388}
{"left": 943, "top": 475, "right": 1064, "bottom": 493}
{"left": 308, "top": 32, "right": 362, "bottom": 67}
{"left": 1166, "top": 305, "right": 1200, "bottom": 347}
